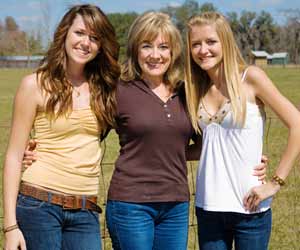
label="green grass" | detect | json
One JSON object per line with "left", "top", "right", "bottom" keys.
{"left": 1, "top": 68, "right": 300, "bottom": 249}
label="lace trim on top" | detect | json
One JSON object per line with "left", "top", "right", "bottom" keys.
{"left": 198, "top": 67, "right": 251, "bottom": 125}
{"left": 198, "top": 99, "right": 231, "bottom": 125}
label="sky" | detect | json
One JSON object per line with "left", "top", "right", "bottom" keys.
{"left": 0, "top": 0, "right": 299, "bottom": 35}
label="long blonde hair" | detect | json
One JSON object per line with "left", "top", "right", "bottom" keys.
{"left": 37, "top": 4, "right": 120, "bottom": 132}
{"left": 185, "top": 12, "right": 247, "bottom": 133}
{"left": 121, "top": 11, "right": 183, "bottom": 90}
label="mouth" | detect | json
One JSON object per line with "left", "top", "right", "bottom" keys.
{"left": 75, "top": 48, "right": 90, "bottom": 56}
{"left": 199, "top": 57, "right": 212, "bottom": 63}
{"left": 146, "top": 62, "right": 163, "bottom": 69}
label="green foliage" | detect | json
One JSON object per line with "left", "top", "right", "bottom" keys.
{"left": 108, "top": 12, "right": 138, "bottom": 61}
{"left": 199, "top": 2, "right": 218, "bottom": 13}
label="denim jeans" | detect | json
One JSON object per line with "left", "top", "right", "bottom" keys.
{"left": 106, "top": 200, "right": 189, "bottom": 250}
{"left": 16, "top": 193, "right": 101, "bottom": 250}
{"left": 196, "top": 207, "right": 272, "bottom": 250}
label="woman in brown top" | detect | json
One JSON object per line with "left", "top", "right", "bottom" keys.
{"left": 104, "top": 11, "right": 199, "bottom": 250}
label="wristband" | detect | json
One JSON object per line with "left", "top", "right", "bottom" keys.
{"left": 271, "top": 175, "right": 285, "bottom": 186}
{"left": 2, "top": 224, "right": 19, "bottom": 234}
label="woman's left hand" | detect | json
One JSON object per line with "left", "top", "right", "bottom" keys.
{"left": 253, "top": 154, "right": 268, "bottom": 183}
{"left": 243, "top": 181, "right": 280, "bottom": 212}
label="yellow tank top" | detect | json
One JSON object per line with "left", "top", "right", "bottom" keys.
{"left": 22, "top": 107, "right": 101, "bottom": 195}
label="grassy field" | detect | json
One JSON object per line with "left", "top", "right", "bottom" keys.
{"left": 0, "top": 68, "right": 299, "bottom": 249}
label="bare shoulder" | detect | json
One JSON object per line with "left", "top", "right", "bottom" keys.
{"left": 16, "top": 73, "right": 43, "bottom": 106}
{"left": 19, "top": 73, "right": 39, "bottom": 90}
{"left": 245, "top": 65, "right": 268, "bottom": 85}
{"left": 244, "top": 65, "right": 274, "bottom": 95}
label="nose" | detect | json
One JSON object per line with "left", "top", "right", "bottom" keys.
{"left": 81, "top": 35, "right": 91, "bottom": 46}
{"left": 150, "top": 47, "right": 160, "bottom": 59}
{"left": 199, "top": 43, "right": 208, "bottom": 55}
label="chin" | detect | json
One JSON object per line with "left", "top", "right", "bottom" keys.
{"left": 146, "top": 71, "right": 165, "bottom": 77}
{"left": 77, "top": 57, "right": 94, "bottom": 64}
{"left": 199, "top": 62, "right": 216, "bottom": 70}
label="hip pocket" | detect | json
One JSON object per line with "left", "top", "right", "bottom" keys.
{"left": 17, "top": 194, "right": 46, "bottom": 209}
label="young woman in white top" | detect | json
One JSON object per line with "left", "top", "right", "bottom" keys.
{"left": 184, "top": 12, "right": 300, "bottom": 250}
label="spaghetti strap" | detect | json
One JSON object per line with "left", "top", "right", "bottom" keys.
{"left": 241, "top": 67, "right": 249, "bottom": 82}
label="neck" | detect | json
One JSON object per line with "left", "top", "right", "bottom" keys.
{"left": 66, "top": 70, "right": 86, "bottom": 87}
{"left": 207, "top": 65, "right": 225, "bottom": 89}
{"left": 142, "top": 75, "right": 165, "bottom": 89}
{"left": 66, "top": 61, "right": 85, "bottom": 86}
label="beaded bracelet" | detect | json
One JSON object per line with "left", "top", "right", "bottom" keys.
{"left": 271, "top": 175, "right": 285, "bottom": 186}
{"left": 2, "top": 224, "right": 19, "bottom": 234}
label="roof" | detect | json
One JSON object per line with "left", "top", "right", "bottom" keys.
{"left": 270, "top": 52, "right": 288, "bottom": 59}
{"left": 0, "top": 55, "right": 44, "bottom": 61}
{"left": 251, "top": 50, "right": 270, "bottom": 58}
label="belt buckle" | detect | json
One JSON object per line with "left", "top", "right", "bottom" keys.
{"left": 62, "top": 196, "right": 79, "bottom": 210}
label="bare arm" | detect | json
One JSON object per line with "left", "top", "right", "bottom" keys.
{"left": 243, "top": 66, "right": 300, "bottom": 211}
{"left": 3, "top": 74, "right": 40, "bottom": 250}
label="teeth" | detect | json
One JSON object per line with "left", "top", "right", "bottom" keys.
{"left": 76, "top": 48, "right": 89, "bottom": 55}
{"left": 147, "top": 62, "right": 160, "bottom": 67}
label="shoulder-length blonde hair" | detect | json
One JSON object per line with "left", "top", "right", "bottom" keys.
{"left": 185, "top": 12, "right": 247, "bottom": 133}
{"left": 37, "top": 4, "right": 120, "bottom": 132}
{"left": 121, "top": 11, "right": 183, "bottom": 90}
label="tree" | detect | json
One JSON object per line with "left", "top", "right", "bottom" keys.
{"left": 108, "top": 12, "right": 138, "bottom": 60}
{"left": 281, "top": 9, "right": 300, "bottom": 63}
{"left": 199, "top": 2, "right": 217, "bottom": 13}
{"left": 252, "top": 11, "right": 277, "bottom": 53}
{"left": 39, "top": 0, "right": 52, "bottom": 49}
{"left": 26, "top": 30, "right": 44, "bottom": 55}
{"left": 0, "top": 16, "right": 43, "bottom": 55}
{"left": 161, "top": 0, "right": 217, "bottom": 35}
{"left": 5, "top": 16, "right": 18, "bottom": 31}
{"left": 235, "top": 11, "right": 257, "bottom": 60}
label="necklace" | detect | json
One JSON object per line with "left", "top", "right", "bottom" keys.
{"left": 201, "top": 99, "right": 214, "bottom": 118}
{"left": 73, "top": 86, "right": 81, "bottom": 97}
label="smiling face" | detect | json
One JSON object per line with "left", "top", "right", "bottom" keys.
{"left": 65, "top": 14, "right": 100, "bottom": 67}
{"left": 189, "top": 24, "right": 223, "bottom": 72}
{"left": 138, "top": 32, "right": 171, "bottom": 83}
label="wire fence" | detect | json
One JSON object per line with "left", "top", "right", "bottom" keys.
{"left": 1, "top": 116, "right": 299, "bottom": 249}
{"left": 96, "top": 115, "right": 300, "bottom": 249}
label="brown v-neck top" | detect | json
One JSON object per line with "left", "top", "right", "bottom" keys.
{"left": 107, "top": 79, "right": 194, "bottom": 202}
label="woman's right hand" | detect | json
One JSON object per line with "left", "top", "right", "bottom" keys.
{"left": 4, "top": 229, "right": 27, "bottom": 250}
{"left": 22, "top": 139, "right": 37, "bottom": 167}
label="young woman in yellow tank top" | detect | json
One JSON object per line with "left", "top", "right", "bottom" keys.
{"left": 2, "top": 5, "right": 120, "bottom": 250}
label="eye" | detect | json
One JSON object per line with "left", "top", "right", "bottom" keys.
{"left": 89, "top": 35, "right": 99, "bottom": 42}
{"left": 141, "top": 43, "right": 151, "bottom": 49}
{"left": 192, "top": 42, "right": 201, "bottom": 48}
{"left": 159, "top": 44, "right": 169, "bottom": 50}
{"left": 74, "top": 30, "right": 84, "bottom": 36}
{"left": 207, "top": 40, "right": 217, "bottom": 45}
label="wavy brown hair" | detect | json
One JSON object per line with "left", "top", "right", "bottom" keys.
{"left": 37, "top": 4, "right": 120, "bottom": 131}
{"left": 121, "top": 11, "right": 183, "bottom": 91}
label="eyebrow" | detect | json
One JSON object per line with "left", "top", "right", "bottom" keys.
{"left": 191, "top": 37, "right": 218, "bottom": 42}
{"left": 140, "top": 40, "right": 169, "bottom": 45}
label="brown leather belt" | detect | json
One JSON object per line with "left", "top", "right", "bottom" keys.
{"left": 19, "top": 183, "right": 102, "bottom": 213}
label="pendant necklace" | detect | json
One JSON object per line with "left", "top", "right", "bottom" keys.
{"left": 73, "top": 87, "right": 81, "bottom": 97}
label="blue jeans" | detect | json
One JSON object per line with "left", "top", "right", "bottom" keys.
{"left": 16, "top": 194, "right": 101, "bottom": 250}
{"left": 106, "top": 200, "right": 189, "bottom": 250}
{"left": 196, "top": 207, "right": 272, "bottom": 250}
